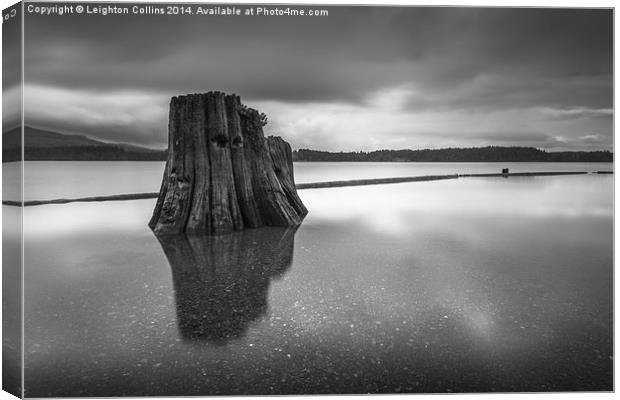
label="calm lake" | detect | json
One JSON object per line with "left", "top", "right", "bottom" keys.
{"left": 9, "top": 161, "right": 615, "bottom": 395}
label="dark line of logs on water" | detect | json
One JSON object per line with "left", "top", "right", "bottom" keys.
{"left": 297, "top": 171, "right": 594, "bottom": 189}
{"left": 295, "top": 174, "right": 458, "bottom": 189}
{"left": 3, "top": 170, "right": 611, "bottom": 207}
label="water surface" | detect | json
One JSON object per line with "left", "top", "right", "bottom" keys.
{"left": 20, "top": 165, "right": 613, "bottom": 396}
{"left": 3, "top": 160, "right": 612, "bottom": 201}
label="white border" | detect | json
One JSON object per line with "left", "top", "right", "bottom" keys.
{"left": 0, "top": 1, "right": 615, "bottom": 400}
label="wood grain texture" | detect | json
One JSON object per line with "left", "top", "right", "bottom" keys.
{"left": 149, "top": 92, "right": 307, "bottom": 235}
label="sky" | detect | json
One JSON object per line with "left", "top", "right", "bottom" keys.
{"left": 10, "top": 4, "right": 614, "bottom": 151}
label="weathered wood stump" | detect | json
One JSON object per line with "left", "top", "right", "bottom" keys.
{"left": 149, "top": 92, "right": 308, "bottom": 235}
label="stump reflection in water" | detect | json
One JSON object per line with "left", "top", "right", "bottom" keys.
{"left": 156, "top": 227, "right": 298, "bottom": 343}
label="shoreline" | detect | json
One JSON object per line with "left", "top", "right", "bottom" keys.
{"left": 3, "top": 170, "right": 612, "bottom": 208}
{"left": 1, "top": 160, "right": 615, "bottom": 165}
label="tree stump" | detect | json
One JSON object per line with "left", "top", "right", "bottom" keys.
{"left": 149, "top": 91, "right": 307, "bottom": 235}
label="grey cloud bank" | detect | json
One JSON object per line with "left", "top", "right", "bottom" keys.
{"left": 21, "top": 5, "right": 612, "bottom": 151}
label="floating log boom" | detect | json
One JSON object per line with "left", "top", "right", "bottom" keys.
{"left": 4, "top": 170, "right": 609, "bottom": 207}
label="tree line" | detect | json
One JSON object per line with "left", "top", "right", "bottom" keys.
{"left": 292, "top": 146, "right": 613, "bottom": 162}
{"left": 3, "top": 145, "right": 167, "bottom": 162}
{"left": 2, "top": 144, "right": 613, "bottom": 163}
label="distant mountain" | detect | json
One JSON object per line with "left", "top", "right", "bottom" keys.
{"left": 2, "top": 127, "right": 167, "bottom": 162}
{"left": 293, "top": 147, "right": 613, "bottom": 163}
{"left": 3, "top": 128, "right": 613, "bottom": 163}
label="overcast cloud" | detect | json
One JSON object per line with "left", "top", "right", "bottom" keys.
{"left": 18, "top": 5, "right": 613, "bottom": 151}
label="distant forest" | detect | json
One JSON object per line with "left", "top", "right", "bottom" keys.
{"left": 293, "top": 147, "right": 613, "bottom": 163}
{"left": 3, "top": 146, "right": 167, "bottom": 162}
{"left": 2, "top": 144, "right": 612, "bottom": 163}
